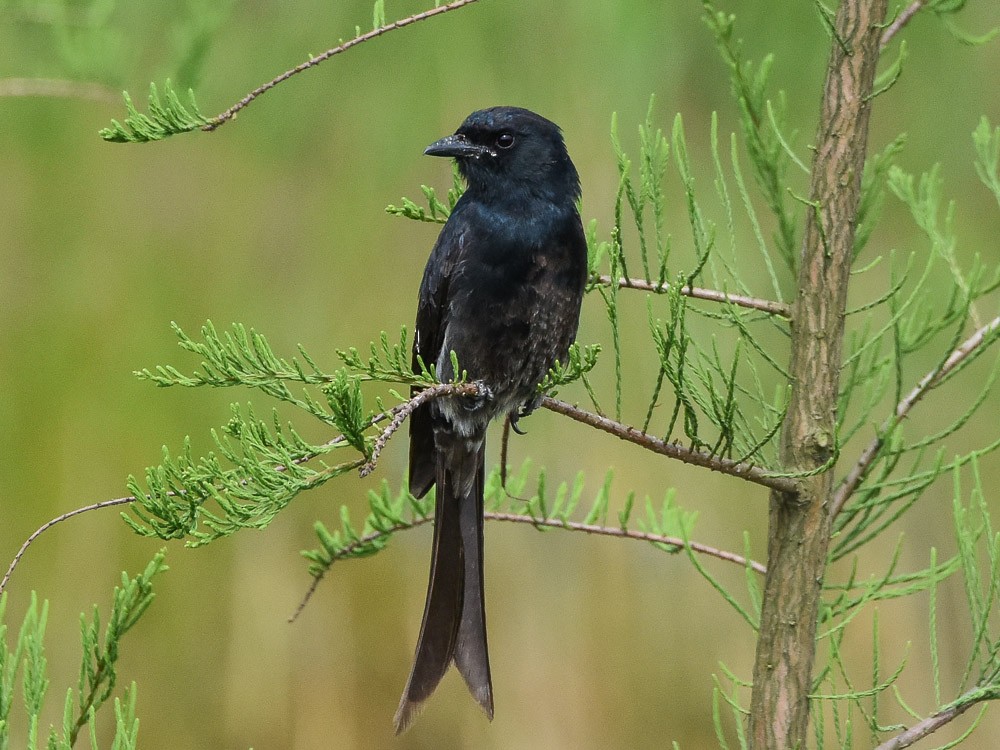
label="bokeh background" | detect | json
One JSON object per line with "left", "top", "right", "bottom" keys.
{"left": 2, "top": 1, "right": 1000, "bottom": 748}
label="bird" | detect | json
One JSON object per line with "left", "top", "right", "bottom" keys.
{"left": 395, "top": 106, "right": 588, "bottom": 733}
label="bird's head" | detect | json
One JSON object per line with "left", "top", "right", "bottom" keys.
{"left": 424, "top": 106, "right": 581, "bottom": 205}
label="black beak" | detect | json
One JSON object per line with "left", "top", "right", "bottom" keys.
{"left": 424, "top": 133, "right": 494, "bottom": 159}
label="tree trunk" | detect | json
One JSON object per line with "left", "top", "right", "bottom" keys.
{"left": 748, "top": 1, "right": 888, "bottom": 748}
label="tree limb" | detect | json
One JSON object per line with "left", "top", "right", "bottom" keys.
{"left": 359, "top": 382, "right": 479, "bottom": 477}
{"left": 874, "top": 695, "right": 977, "bottom": 750}
{"left": 288, "top": 511, "right": 766, "bottom": 622}
{"left": 0, "top": 77, "right": 120, "bottom": 102}
{"left": 0, "top": 497, "right": 135, "bottom": 595}
{"left": 487, "top": 512, "right": 767, "bottom": 574}
{"left": 595, "top": 274, "right": 792, "bottom": 318}
{"left": 832, "top": 315, "right": 1000, "bottom": 517}
{"left": 880, "top": 1, "right": 926, "bottom": 48}
{"left": 204, "top": 0, "right": 481, "bottom": 132}
{"left": 540, "top": 397, "right": 798, "bottom": 493}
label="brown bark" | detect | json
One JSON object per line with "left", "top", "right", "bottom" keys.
{"left": 748, "top": 1, "right": 888, "bottom": 748}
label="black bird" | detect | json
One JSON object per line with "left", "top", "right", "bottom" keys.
{"left": 395, "top": 107, "right": 588, "bottom": 733}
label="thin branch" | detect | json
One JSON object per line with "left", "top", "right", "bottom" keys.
{"left": 290, "top": 516, "right": 426, "bottom": 622}
{"left": 203, "top": 0, "right": 481, "bottom": 132}
{"left": 289, "top": 511, "right": 766, "bottom": 621}
{"left": 359, "top": 382, "right": 478, "bottom": 477}
{"left": 880, "top": 1, "right": 925, "bottom": 48}
{"left": 2, "top": 431, "right": 357, "bottom": 596}
{"left": 0, "top": 77, "right": 120, "bottom": 103}
{"left": 290, "top": 575, "right": 324, "bottom": 623}
{"left": 6, "top": 379, "right": 789, "bottom": 600}
{"left": 540, "top": 396, "right": 799, "bottom": 494}
{"left": 874, "top": 695, "right": 976, "bottom": 750}
{"left": 832, "top": 315, "right": 1000, "bottom": 517}
{"left": 0, "top": 497, "right": 135, "bottom": 595}
{"left": 487, "top": 512, "right": 767, "bottom": 573}
{"left": 595, "top": 274, "right": 792, "bottom": 318}
{"left": 0, "top": 382, "right": 478, "bottom": 594}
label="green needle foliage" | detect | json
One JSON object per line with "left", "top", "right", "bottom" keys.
{"left": 119, "top": 26, "right": 999, "bottom": 741}
{"left": 125, "top": 321, "right": 598, "bottom": 547}
{"left": 122, "top": 78, "right": 801, "bottom": 554}
{"left": 831, "top": 150, "right": 1000, "bottom": 562}
{"left": 798, "top": 461, "right": 1000, "bottom": 749}
{"left": 385, "top": 168, "right": 464, "bottom": 224}
{"left": 0, "top": 553, "right": 165, "bottom": 750}
{"left": 703, "top": 3, "right": 801, "bottom": 276}
{"left": 302, "top": 460, "right": 697, "bottom": 583}
{"left": 5, "top": 0, "right": 999, "bottom": 746}
{"left": 99, "top": 81, "right": 209, "bottom": 143}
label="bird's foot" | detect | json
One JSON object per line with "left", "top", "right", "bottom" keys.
{"left": 461, "top": 381, "right": 494, "bottom": 411}
{"left": 509, "top": 395, "right": 542, "bottom": 435}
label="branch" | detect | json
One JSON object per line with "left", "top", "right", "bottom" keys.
{"left": 5, "top": 381, "right": 776, "bottom": 629}
{"left": 203, "top": 0, "right": 481, "bottom": 132}
{"left": 831, "top": 315, "right": 1000, "bottom": 517}
{"left": 289, "top": 511, "right": 766, "bottom": 621}
{"left": 487, "top": 512, "right": 767, "bottom": 574}
{"left": 540, "top": 397, "right": 799, "bottom": 494}
{"left": 596, "top": 275, "right": 792, "bottom": 318}
{"left": 1, "top": 382, "right": 483, "bottom": 593}
{"left": 0, "top": 77, "right": 119, "bottom": 102}
{"left": 363, "top": 382, "right": 794, "bottom": 497}
{"left": 880, "top": 1, "right": 925, "bottom": 48}
{"left": 6, "top": 380, "right": 785, "bottom": 600}
{"left": 359, "top": 382, "right": 478, "bottom": 477}
{"left": 874, "top": 694, "right": 977, "bottom": 750}
{"left": 0, "top": 497, "right": 135, "bottom": 595}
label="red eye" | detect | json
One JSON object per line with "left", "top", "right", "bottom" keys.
{"left": 496, "top": 133, "right": 515, "bottom": 149}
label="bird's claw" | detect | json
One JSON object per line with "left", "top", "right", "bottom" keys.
{"left": 509, "top": 395, "right": 542, "bottom": 435}
{"left": 509, "top": 415, "right": 528, "bottom": 435}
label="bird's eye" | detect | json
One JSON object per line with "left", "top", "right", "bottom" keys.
{"left": 496, "top": 133, "right": 515, "bottom": 149}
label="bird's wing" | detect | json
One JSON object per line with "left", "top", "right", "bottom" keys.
{"left": 408, "top": 210, "right": 469, "bottom": 497}
{"left": 412, "top": 230, "right": 460, "bottom": 376}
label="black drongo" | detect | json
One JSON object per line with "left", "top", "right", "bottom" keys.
{"left": 395, "top": 107, "right": 588, "bottom": 733}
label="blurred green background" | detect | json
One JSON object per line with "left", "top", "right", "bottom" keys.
{"left": 2, "top": 1, "right": 999, "bottom": 747}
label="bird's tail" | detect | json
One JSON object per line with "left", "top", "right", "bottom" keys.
{"left": 394, "top": 440, "right": 493, "bottom": 734}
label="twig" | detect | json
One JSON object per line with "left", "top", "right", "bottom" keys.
{"left": 1, "top": 382, "right": 476, "bottom": 593}
{"left": 288, "top": 511, "right": 765, "bottom": 621}
{"left": 880, "top": 1, "right": 925, "bottom": 48}
{"left": 2, "top": 414, "right": 380, "bottom": 594}
{"left": 487, "top": 512, "right": 767, "bottom": 573}
{"left": 203, "top": 0, "right": 481, "bottom": 132}
{"left": 0, "top": 497, "right": 135, "bottom": 595}
{"left": 289, "top": 575, "right": 324, "bottom": 622}
{"left": 0, "top": 77, "right": 120, "bottom": 103}
{"left": 873, "top": 695, "right": 976, "bottom": 749}
{"left": 831, "top": 315, "right": 1000, "bottom": 517}
{"left": 595, "top": 275, "right": 792, "bottom": 318}
{"left": 7, "top": 378, "right": 791, "bottom": 601}
{"left": 358, "top": 382, "right": 478, "bottom": 477}
{"left": 541, "top": 396, "right": 799, "bottom": 494}
{"left": 289, "top": 517, "right": 427, "bottom": 622}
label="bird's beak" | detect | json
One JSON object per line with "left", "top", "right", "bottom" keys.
{"left": 424, "top": 134, "right": 493, "bottom": 159}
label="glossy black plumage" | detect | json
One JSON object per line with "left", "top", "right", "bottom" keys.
{"left": 395, "top": 107, "right": 588, "bottom": 733}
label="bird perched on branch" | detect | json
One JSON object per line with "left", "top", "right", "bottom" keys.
{"left": 396, "top": 106, "right": 588, "bottom": 733}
